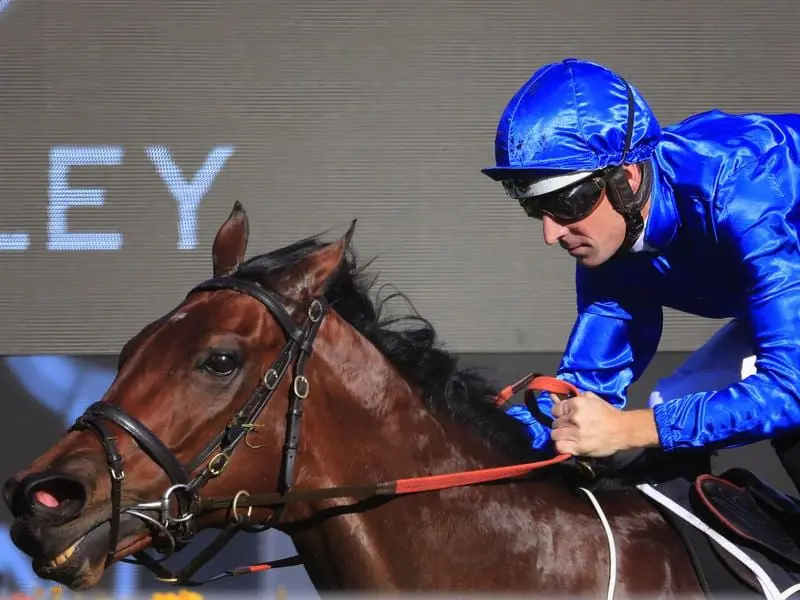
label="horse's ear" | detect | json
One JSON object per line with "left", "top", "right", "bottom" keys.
{"left": 278, "top": 219, "right": 357, "bottom": 301}
{"left": 212, "top": 201, "right": 249, "bottom": 277}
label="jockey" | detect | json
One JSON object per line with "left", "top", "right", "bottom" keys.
{"left": 482, "top": 57, "right": 800, "bottom": 491}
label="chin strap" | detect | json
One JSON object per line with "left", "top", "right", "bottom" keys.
{"left": 614, "top": 159, "right": 653, "bottom": 252}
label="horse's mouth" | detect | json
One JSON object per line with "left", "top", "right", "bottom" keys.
{"left": 30, "top": 514, "right": 153, "bottom": 589}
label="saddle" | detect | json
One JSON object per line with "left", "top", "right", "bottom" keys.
{"left": 570, "top": 449, "right": 800, "bottom": 591}
{"left": 691, "top": 467, "right": 800, "bottom": 571}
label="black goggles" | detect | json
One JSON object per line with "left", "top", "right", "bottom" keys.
{"left": 502, "top": 169, "right": 611, "bottom": 224}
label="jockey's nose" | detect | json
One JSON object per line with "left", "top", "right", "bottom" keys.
{"left": 542, "top": 215, "right": 568, "bottom": 246}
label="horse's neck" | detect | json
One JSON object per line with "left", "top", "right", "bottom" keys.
{"left": 302, "top": 316, "right": 516, "bottom": 482}
{"left": 281, "top": 321, "right": 572, "bottom": 589}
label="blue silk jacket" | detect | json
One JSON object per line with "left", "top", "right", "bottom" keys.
{"left": 512, "top": 109, "right": 800, "bottom": 452}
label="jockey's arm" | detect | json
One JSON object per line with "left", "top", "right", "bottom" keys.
{"left": 506, "top": 268, "right": 663, "bottom": 451}
{"left": 550, "top": 265, "right": 664, "bottom": 448}
{"left": 651, "top": 158, "right": 800, "bottom": 451}
{"left": 556, "top": 272, "right": 664, "bottom": 411}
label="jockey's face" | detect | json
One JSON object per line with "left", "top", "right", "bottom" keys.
{"left": 541, "top": 164, "right": 644, "bottom": 267}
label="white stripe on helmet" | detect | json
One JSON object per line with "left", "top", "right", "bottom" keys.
{"left": 525, "top": 170, "right": 594, "bottom": 196}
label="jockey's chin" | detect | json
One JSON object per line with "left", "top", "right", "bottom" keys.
{"left": 566, "top": 241, "right": 621, "bottom": 268}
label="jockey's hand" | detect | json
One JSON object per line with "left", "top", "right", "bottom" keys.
{"left": 550, "top": 391, "right": 660, "bottom": 457}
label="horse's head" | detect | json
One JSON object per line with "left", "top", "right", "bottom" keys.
{"left": 2, "top": 202, "right": 359, "bottom": 590}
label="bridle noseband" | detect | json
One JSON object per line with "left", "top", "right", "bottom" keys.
{"left": 70, "top": 275, "right": 328, "bottom": 584}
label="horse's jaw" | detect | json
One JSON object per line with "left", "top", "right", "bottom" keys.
{"left": 10, "top": 510, "right": 154, "bottom": 591}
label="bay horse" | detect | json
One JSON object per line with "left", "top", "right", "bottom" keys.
{"left": 3, "top": 202, "right": 708, "bottom": 596}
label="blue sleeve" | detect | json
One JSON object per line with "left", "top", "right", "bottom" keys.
{"left": 555, "top": 265, "right": 664, "bottom": 406}
{"left": 653, "top": 157, "right": 800, "bottom": 451}
{"left": 506, "top": 264, "right": 663, "bottom": 449}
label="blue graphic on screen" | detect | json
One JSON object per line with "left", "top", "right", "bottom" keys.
{"left": 147, "top": 145, "right": 235, "bottom": 250}
{"left": 0, "top": 144, "right": 235, "bottom": 253}
{"left": 48, "top": 146, "right": 125, "bottom": 252}
{"left": 0, "top": 0, "right": 15, "bottom": 14}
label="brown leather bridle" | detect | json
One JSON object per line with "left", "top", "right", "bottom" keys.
{"left": 70, "top": 275, "right": 576, "bottom": 586}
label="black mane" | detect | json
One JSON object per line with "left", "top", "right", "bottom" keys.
{"left": 235, "top": 234, "right": 545, "bottom": 462}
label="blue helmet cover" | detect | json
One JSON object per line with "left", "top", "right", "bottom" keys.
{"left": 482, "top": 58, "right": 663, "bottom": 181}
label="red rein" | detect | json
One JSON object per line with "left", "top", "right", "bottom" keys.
{"left": 393, "top": 375, "right": 578, "bottom": 495}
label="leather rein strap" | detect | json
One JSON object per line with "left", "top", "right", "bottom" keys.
{"left": 196, "top": 374, "right": 576, "bottom": 514}
{"left": 70, "top": 274, "right": 578, "bottom": 586}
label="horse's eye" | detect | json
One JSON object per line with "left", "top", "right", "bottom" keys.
{"left": 202, "top": 353, "right": 239, "bottom": 377}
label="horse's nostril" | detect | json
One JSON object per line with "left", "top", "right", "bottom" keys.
{"left": 28, "top": 477, "right": 85, "bottom": 509}
{"left": 15, "top": 473, "right": 87, "bottom": 521}
{"left": 32, "top": 484, "right": 66, "bottom": 509}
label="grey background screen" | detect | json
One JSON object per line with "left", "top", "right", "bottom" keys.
{"left": 1, "top": 0, "right": 797, "bottom": 355}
